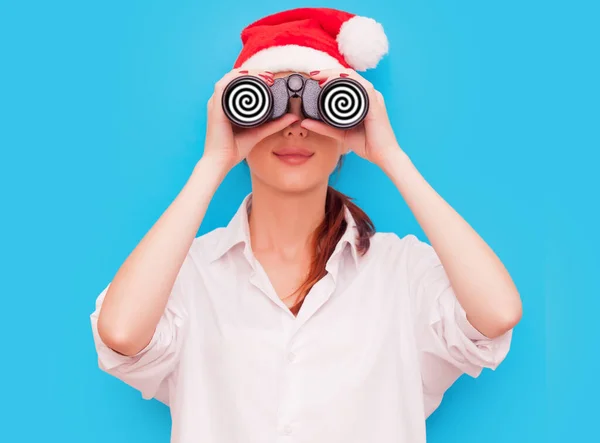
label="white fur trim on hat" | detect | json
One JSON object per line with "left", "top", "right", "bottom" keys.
{"left": 337, "top": 16, "right": 389, "bottom": 71}
{"left": 239, "top": 44, "right": 346, "bottom": 73}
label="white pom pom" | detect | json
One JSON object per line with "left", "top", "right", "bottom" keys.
{"left": 337, "top": 16, "right": 389, "bottom": 71}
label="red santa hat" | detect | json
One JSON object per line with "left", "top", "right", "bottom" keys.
{"left": 233, "top": 7, "right": 389, "bottom": 73}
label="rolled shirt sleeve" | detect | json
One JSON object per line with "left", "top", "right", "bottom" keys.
{"left": 90, "top": 253, "right": 194, "bottom": 402}
{"left": 402, "top": 234, "right": 513, "bottom": 417}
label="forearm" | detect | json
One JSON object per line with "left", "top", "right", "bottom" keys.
{"left": 381, "top": 149, "right": 522, "bottom": 338}
{"left": 97, "top": 156, "right": 229, "bottom": 355}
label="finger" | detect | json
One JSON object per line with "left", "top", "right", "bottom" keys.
{"left": 237, "top": 69, "right": 275, "bottom": 86}
{"left": 254, "top": 113, "right": 299, "bottom": 140}
{"left": 307, "top": 68, "right": 347, "bottom": 80}
{"left": 308, "top": 68, "right": 366, "bottom": 87}
{"left": 310, "top": 69, "right": 377, "bottom": 104}
{"left": 238, "top": 113, "right": 300, "bottom": 147}
{"left": 299, "top": 118, "right": 345, "bottom": 142}
{"left": 230, "top": 67, "right": 274, "bottom": 83}
{"left": 339, "top": 71, "right": 374, "bottom": 93}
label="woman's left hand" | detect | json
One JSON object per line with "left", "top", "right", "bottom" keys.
{"left": 300, "top": 69, "right": 403, "bottom": 166}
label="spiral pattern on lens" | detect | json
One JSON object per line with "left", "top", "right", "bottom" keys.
{"left": 321, "top": 81, "right": 366, "bottom": 127}
{"left": 226, "top": 77, "right": 271, "bottom": 125}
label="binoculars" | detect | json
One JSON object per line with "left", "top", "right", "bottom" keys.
{"left": 221, "top": 73, "right": 369, "bottom": 129}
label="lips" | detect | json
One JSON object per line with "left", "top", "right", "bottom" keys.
{"left": 273, "top": 146, "right": 314, "bottom": 157}
{"left": 273, "top": 146, "right": 314, "bottom": 165}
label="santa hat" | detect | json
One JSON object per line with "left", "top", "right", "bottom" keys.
{"left": 233, "top": 7, "right": 389, "bottom": 73}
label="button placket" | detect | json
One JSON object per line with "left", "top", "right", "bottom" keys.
{"left": 276, "top": 315, "right": 298, "bottom": 438}
{"left": 282, "top": 424, "right": 293, "bottom": 435}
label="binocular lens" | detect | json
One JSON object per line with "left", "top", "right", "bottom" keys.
{"left": 222, "top": 76, "right": 273, "bottom": 128}
{"left": 318, "top": 79, "right": 369, "bottom": 129}
{"left": 222, "top": 74, "right": 369, "bottom": 129}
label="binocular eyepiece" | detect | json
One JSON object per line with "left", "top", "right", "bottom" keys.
{"left": 221, "top": 73, "right": 369, "bottom": 129}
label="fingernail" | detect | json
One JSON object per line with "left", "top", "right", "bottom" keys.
{"left": 340, "top": 73, "right": 349, "bottom": 78}
{"left": 238, "top": 70, "right": 248, "bottom": 74}
{"left": 310, "top": 70, "right": 320, "bottom": 76}
{"left": 264, "top": 71, "right": 273, "bottom": 75}
{"left": 258, "top": 74, "right": 272, "bottom": 82}
{"left": 319, "top": 79, "right": 327, "bottom": 85}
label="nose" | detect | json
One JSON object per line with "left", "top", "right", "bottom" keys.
{"left": 283, "top": 97, "right": 307, "bottom": 138}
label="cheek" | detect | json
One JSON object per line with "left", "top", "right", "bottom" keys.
{"left": 245, "top": 141, "right": 273, "bottom": 171}
{"left": 319, "top": 143, "right": 344, "bottom": 174}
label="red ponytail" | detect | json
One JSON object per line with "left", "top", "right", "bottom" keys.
{"left": 289, "top": 186, "right": 375, "bottom": 315}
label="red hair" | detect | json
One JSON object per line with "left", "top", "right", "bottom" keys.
{"left": 288, "top": 185, "right": 375, "bottom": 315}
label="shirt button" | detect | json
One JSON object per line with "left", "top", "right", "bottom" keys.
{"left": 287, "top": 352, "right": 296, "bottom": 362}
{"left": 283, "top": 424, "right": 293, "bottom": 435}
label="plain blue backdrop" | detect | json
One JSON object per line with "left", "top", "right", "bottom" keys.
{"left": 0, "top": 0, "right": 597, "bottom": 441}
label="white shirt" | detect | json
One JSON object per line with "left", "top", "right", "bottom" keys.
{"left": 90, "top": 193, "right": 512, "bottom": 443}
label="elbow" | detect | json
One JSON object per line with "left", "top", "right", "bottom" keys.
{"left": 97, "top": 313, "right": 145, "bottom": 357}
{"left": 488, "top": 297, "right": 523, "bottom": 339}
{"left": 503, "top": 290, "right": 523, "bottom": 329}
{"left": 509, "top": 300, "right": 523, "bottom": 327}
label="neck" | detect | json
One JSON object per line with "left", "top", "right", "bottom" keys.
{"left": 248, "top": 181, "right": 328, "bottom": 261}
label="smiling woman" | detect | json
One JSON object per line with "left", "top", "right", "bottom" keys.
{"left": 90, "top": 6, "right": 520, "bottom": 443}
{"left": 242, "top": 69, "right": 371, "bottom": 313}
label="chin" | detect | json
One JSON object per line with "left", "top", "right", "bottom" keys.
{"left": 273, "top": 175, "right": 321, "bottom": 194}
{"left": 248, "top": 157, "right": 336, "bottom": 194}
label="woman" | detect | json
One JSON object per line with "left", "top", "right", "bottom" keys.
{"left": 90, "top": 7, "right": 522, "bottom": 443}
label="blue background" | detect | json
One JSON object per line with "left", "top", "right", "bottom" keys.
{"left": 1, "top": 0, "right": 597, "bottom": 441}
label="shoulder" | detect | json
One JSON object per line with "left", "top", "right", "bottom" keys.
{"left": 174, "top": 227, "right": 230, "bottom": 276}
{"left": 363, "top": 231, "right": 437, "bottom": 272}
{"left": 191, "top": 227, "right": 224, "bottom": 250}
{"left": 368, "top": 231, "right": 428, "bottom": 258}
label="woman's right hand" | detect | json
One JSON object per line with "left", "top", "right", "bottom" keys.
{"left": 202, "top": 69, "right": 300, "bottom": 171}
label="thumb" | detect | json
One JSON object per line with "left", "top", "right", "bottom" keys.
{"left": 299, "top": 119, "right": 344, "bottom": 141}
{"left": 238, "top": 114, "right": 300, "bottom": 147}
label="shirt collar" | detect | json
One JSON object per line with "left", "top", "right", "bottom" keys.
{"left": 208, "top": 193, "right": 360, "bottom": 269}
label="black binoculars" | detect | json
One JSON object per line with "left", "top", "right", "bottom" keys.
{"left": 221, "top": 73, "right": 369, "bottom": 129}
